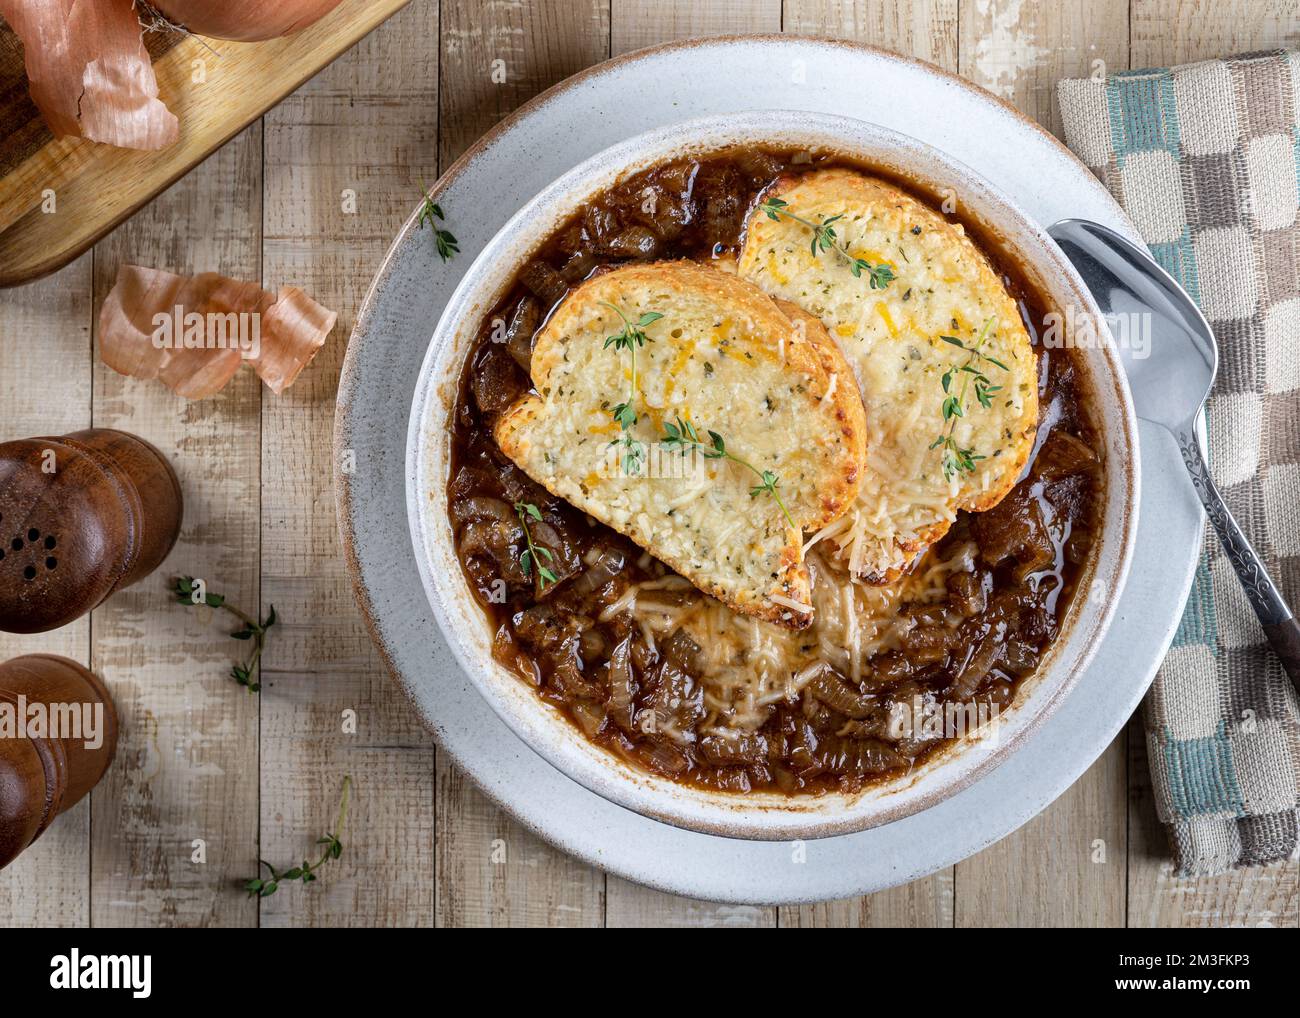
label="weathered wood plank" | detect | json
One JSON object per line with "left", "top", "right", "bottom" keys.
{"left": 783, "top": 0, "right": 959, "bottom": 71}
{"left": 780, "top": 869, "right": 954, "bottom": 928}
{"left": 611, "top": 0, "right": 781, "bottom": 54}
{"left": 1131, "top": 0, "right": 1300, "bottom": 68}
{"left": 955, "top": 738, "right": 1128, "bottom": 927}
{"left": 258, "top": 0, "right": 439, "bottom": 928}
{"left": 959, "top": 0, "right": 1129, "bottom": 139}
{"left": 439, "top": 0, "right": 611, "bottom": 169}
{"left": 434, "top": 761, "right": 603, "bottom": 926}
{"left": 606, "top": 876, "right": 776, "bottom": 927}
{"left": 432, "top": 0, "right": 609, "bottom": 929}
{"left": 0, "top": 255, "right": 92, "bottom": 926}
{"left": 86, "top": 125, "right": 262, "bottom": 927}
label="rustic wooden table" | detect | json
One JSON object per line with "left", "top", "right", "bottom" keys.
{"left": 2, "top": 0, "right": 1297, "bottom": 928}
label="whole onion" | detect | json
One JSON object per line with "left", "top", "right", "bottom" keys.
{"left": 150, "top": 0, "right": 345, "bottom": 42}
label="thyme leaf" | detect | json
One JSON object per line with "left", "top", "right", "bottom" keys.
{"left": 245, "top": 776, "right": 351, "bottom": 898}
{"left": 173, "top": 576, "right": 277, "bottom": 694}
{"left": 417, "top": 185, "right": 459, "bottom": 261}
{"left": 600, "top": 302, "right": 661, "bottom": 475}
{"left": 931, "top": 317, "right": 1003, "bottom": 480}
{"left": 660, "top": 416, "right": 798, "bottom": 533}
{"left": 514, "top": 502, "right": 558, "bottom": 589}
{"left": 758, "top": 197, "right": 895, "bottom": 289}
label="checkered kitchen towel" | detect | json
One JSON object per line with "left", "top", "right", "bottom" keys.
{"left": 1058, "top": 52, "right": 1300, "bottom": 876}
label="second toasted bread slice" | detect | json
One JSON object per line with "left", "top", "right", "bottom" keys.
{"left": 739, "top": 168, "right": 1039, "bottom": 582}
{"left": 494, "top": 261, "right": 865, "bottom": 629}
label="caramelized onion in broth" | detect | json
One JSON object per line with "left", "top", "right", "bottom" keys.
{"left": 447, "top": 147, "right": 1102, "bottom": 795}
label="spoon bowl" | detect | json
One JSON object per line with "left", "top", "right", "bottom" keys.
{"left": 1048, "top": 219, "right": 1217, "bottom": 432}
{"left": 1049, "top": 218, "right": 1299, "bottom": 689}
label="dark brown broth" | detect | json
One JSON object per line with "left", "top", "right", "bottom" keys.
{"left": 446, "top": 147, "right": 1102, "bottom": 796}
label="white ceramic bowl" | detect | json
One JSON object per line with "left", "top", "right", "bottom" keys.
{"left": 407, "top": 110, "right": 1139, "bottom": 841}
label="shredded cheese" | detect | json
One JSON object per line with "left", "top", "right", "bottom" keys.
{"left": 619, "top": 543, "right": 976, "bottom": 734}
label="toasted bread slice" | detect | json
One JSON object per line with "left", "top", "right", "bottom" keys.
{"left": 494, "top": 260, "right": 866, "bottom": 629}
{"left": 738, "top": 168, "right": 1038, "bottom": 582}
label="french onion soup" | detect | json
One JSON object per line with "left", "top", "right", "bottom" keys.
{"left": 447, "top": 147, "right": 1103, "bottom": 796}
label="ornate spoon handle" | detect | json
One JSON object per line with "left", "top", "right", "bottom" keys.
{"left": 1177, "top": 430, "right": 1300, "bottom": 691}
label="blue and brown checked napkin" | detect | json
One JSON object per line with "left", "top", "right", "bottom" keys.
{"left": 1057, "top": 52, "right": 1300, "bottom": 876}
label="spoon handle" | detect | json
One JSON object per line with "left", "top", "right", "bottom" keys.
{"left": 1177, "top": 430, "right": 1300, "bottom": 691}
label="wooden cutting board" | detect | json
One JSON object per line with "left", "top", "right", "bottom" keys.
{"left": 0, "top": 0, "right": 411, "bottom": 288}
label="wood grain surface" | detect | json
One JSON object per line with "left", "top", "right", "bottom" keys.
{"left": 0, "top": 0, "right": 1297, "bottom": 927}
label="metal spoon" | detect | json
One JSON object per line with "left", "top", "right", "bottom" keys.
{"left": 1048, "top": 218, "right": 1299, "bottom": 691}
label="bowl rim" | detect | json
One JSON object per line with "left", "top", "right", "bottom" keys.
{"left": 406, "top": 109, "right": 1141, "bottom": 840}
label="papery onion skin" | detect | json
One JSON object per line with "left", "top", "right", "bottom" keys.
{"left": 151, "top": 0, "right": 345, "bottom": 41}
{"left": 0, "top": 0, "right": 179, "bottom": 149}
{"left": 99, "top": 265, "right": 336, "bottom": 399}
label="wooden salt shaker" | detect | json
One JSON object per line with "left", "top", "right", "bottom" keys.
{"left": 0, "top": 428, "right": 183, "bottom": 633}
{"left": 0, "top": 654, "right": 119, "bottom": 871}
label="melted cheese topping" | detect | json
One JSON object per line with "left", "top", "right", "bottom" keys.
{"left": 622, "top": 543, "right": 977, "bottom": 734}
{"left": 496, "top": 261, "right": 866, "bottom": 628}
{"left": 739, "top": 169, "right": 1039, "bottom": 581}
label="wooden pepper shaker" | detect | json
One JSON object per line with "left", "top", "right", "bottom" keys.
{"left": 0, "top": 428, "right": 183, "bottom": 633}
{"left": 0, "top": 654, "right": 119, "bottom": 871}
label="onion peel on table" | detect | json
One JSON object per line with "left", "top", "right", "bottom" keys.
{"left": 0, "top": 0, "right": 179, "bottom": 150}
{"left": 99, "top": 265, "right": 337, "bottom": 399}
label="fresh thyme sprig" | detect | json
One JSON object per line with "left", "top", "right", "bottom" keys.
{"left": 417, "top": 185, "right": 459, "bottom": 261}
{"left": 514, "top": 502, "right": 558, "bottom": 590}
{"left": 928, "top": 317, "right": 1006, "bottom": 480}
{"left": 173, "top": 576, "right": 277, "bottom": 694}
{"left": 660, "top": 416, "right": 798, "bottom": 532}
{"left": 601, "top": 302, "right": 662, "bottom": 475}
{"left": 245, "top": 776, "right": 351, "bottom": 898}
{"left": 758, "top": 197, "right": 896, "bottom": 289}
